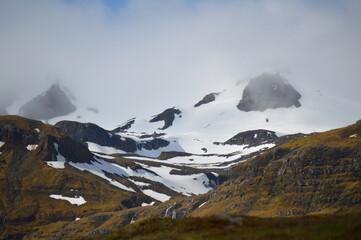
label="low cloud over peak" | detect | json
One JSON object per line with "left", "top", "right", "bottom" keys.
{"left": 1, "top": 0, "right": 360, "bottom": 128}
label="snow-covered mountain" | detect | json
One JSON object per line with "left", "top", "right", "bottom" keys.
{"left": 4, "top": 73, "right": 360, "bottom": 171}
{"left": 82, "top": 73, "right": 356, "bottom": 164}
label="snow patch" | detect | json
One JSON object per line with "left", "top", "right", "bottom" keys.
{"left": 46, "top": 161, "right": 66, "bottom": 169}
{"left": 46, "top": 143, "right": 66, "bottom": 169}
{"left": 87, "top": 142, "right": 126, "bottom": 155}
{"left": 349, "top": 134, "right": 357, "bottom": 138}
{"left": 0, "top": 141, "right": 4, "bottom": 155}
{"left": 49, "top": 194, "right": 86, "bottom": 206}
{"left": 198, "top": 202, "right": 208, "bottom": 208}
{"left": 69, "top": 158, "right": 135, "bottom": 192}
{"left": 142, "top": 189, "right": 170, "bottom": 202}
{"left": 129, "top": 179, "right": 150, "bottom": 187}
{"left": 142, "top": 201, "right": 155, "bottom": 206}
{"left": 75, "top": 217, "right": 81, "bottom": 221}
{"left": 26, "top": 144, "right": 38, "bottom": 151}
{"left": 93, "top": 152, "right": 115, "bottom": 159}
{"left": 35, "top": 128, "right": 40, "bottom": 133}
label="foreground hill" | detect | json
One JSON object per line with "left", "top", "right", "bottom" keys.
{"left": 84, "top": 214, "right": 361, "bottom": 240}
{"left": 24, "top": 119, "right": 361, "bottom": 239}
{"left": 0, "top": 116, "right": 152, "bottom": 239}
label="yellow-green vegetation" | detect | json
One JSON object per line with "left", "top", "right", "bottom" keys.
{"left": 0, "top": 115, "right": 65, "bottom": 138}
{"left": 0, "top": 116, "right": 147, "bottom": 239}
{"left": 82, "top": 213, "right": 361, "bottom": 240}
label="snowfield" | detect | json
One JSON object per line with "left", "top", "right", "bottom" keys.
{"left": 49, "top": 194, "right": 86, "bottom": 206}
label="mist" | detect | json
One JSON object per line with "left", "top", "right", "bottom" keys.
{"left": 1, "top": 0, "right": 361, "bottom": 128}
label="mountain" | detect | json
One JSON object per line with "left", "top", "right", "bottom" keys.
{"left": 237, "top": 73, "right": 301, "bottom": 112}
{"left": 21, "top": 119, "right": 361, "bottom": 239}
{"left": 19, "top": 84, "right": 76, "bottom": 122}
{"left": 148, "top": 120, "right": 361, "bottom": 219}
{"left": 0, "top": 116, "right": 155, "bottom": 239}
{"left": 1, "top": 73, "right": 360, "bottom": 239}
{"left": 3, "top": 73, "right": 359, "bottom": 134}
{"left": 0, "top": 116, "right": 227, "bottom": 239}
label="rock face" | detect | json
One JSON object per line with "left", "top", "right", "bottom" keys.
{"left": 19, "top": 83, "right": 76, "bottom": 121}
{"left": 55, "top": 120, "right": 169, "bottom": 152}
{"left": 194, "top": 93, "right": 218, "bottom": 108}
{"left": 149, "top": 108, "right": 182, "bottom": 130}
{"left": 223, "top": 129, "right": 278, "bottom": 147}
{"left": 237, "top": 73, "right": 301, "bottom": 112}
{"left": 113, "top": 118, "right": 136, "bottom": 133}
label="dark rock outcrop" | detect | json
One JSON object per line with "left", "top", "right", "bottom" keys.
{"left": 56, "top": 120, "right": 169, "bottom": 153}
{"left": 56, "top": 121, "right": 138, "bottom": 152}
{"left": 223, "top": 129, "right": 278, "bottom": 147}
{"left": 19, "top": 83, "right": 76, "bottom": 121}
{"left": 194, "top": 93, "right": 219, "bottom": 108}
{"left": 112, "top": 118, "right": 136, "bottom": 133}
{"left": 0, "top": 116, "right": 93, "bottom": 164}
{"left": 237, "top": 73, "right": 301, "bottom": 112}
{"left": 149, "top": 108, "right": 182, "bottom": 130}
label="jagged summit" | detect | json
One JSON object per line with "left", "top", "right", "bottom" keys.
{"left": 19, "top": 83, "right": 76, "bottom": 122}
{"left": 237, "top": 73, "right": 302, "bottom": 112}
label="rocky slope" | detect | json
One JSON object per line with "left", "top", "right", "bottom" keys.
{"left": 148, "top": 120, "right": 361, "bottom": 219}
{"left": 23, "top": 120, "right": 361, "bottom": 239}
{"left": 0, "top": 116, "right": 231, "bottom": 239}
{"left": 55, "top": 120, "right": 169, "bottom": 153}
{"left": 0, "top": 116, "right": 153, "bottom": 239}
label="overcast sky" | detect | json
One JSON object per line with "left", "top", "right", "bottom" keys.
{"left": 1, "top": 0, "right": 360, "bottom": 126}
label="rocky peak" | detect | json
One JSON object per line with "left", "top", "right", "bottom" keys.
{"left": 237, "top": 73, "right": 301, "bottom": 112}
{"left": 19, "top": 83, "right": 76, "bottom": 121}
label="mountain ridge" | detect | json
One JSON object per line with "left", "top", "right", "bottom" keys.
{"left": 15, "top": 119, "right": 361, "bottom": 239}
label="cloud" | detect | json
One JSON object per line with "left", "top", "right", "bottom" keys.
{"left": 0, "top": 0, "right": 360, "bottom": 127}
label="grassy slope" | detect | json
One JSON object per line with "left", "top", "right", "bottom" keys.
{"left": 189, "top": 120, "right": 361, "bottom": 217}
{"left": 0, "top": 116, "right": 143, "bottom": 239}
{"left": 83, "top": 213, "right": 361, "bottom": 240}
